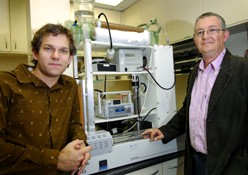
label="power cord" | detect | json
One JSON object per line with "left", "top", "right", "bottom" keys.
{"left": 123, "top": 107, "right": 156, "bottom": 134}
{"left": 143, "top": 67, "right": 176, "bottom": 90}
{"left": 98, "top": 13, "right": 115, "bottom": 60}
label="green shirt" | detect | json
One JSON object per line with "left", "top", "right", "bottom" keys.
{"left": 0, "top": 64, "right": 87, "bottom": 174}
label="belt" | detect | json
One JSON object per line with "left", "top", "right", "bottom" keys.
{"left": 195, "top": 152, "right": 207, "bottom": 160}
{"left": 193, "top": 151, "right": 208, "bottom": 175}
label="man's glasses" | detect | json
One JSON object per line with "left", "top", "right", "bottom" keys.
{"left": 194, "top": 28, "right": 226, "bottom": 37}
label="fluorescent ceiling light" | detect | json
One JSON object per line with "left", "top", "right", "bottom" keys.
{"left": 95, "top": 0, "right": 124, "bottom": 6}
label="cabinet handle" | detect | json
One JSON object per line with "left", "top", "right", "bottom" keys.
{"left": 14, "top": 39, "right": 17, "bottom": 49}
{"left": 5, "top": 37, "right": 8, "bottom": 49}
{"left": 168, "top": 161, "right": 184, "bottom": 169}
{"left": 150, "top": 170, "right": 159, "bottom": 175}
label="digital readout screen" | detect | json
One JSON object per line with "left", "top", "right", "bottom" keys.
{"left": 125, "top": 53, "right": 135, "bottom": 57}
{"left": 115, "top": 108, "right": 125, "bottom": 112}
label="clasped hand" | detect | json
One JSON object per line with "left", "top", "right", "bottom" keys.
{"left": 57, "top": 139, "right": 92, "bottom": 175}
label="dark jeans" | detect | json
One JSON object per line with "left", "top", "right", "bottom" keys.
{"left": 193, "top": 152, "right": 208, "bottom": 175}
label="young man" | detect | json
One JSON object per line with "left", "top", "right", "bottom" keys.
{"left": 0, "top": 24, "right": 91, "bottom": 175}
{"left": 143, "top": 12, "right": 248, "bottom": 175}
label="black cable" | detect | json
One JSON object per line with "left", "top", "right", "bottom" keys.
{"left": 122, "top": 107, "right": 156, "bottom": 134}
{"left": 98, "top": 13, "right": 113, "bottom": 49}
{"left": 140, "top": 82, "right": 147, "bottom": 93}
{"left": 143, "top": 67, "right": 176, "bottom": 90}
{"left": 94, "top": 89, "right": 105, "bottom": 99}
{"left": 141, "top": 107, "right": 156, "bottom": 122}
{"left": 94, "top": 89, "right": 102, "bottom": 93}
{"left": 132, "top": 75, "right": 141, "bottom": 118}
{"left": 136, "top": 76, "right": 141, "bottom": 118}
{"left": 103, "top": 75, "right": 107, "bottom": 99}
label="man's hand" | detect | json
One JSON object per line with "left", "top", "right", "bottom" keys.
{"left": 57, "top": 139, "right": 92, "bottom": 172}
{"left": 142, "top": 128, "right": 164, "bottom": 141}
{"left": 71, "top": 141, "right": 92, "bottom": 175}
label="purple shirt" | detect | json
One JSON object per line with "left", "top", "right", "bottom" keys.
{"left": 189, "top": 49, "right": 226, "bottom": 154}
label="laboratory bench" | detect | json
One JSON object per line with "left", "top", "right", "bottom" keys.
{"left": 91, "top": 150, "right": 185, "bottom": 175}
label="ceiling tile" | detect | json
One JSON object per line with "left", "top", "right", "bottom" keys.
{"left": 71, "top": 0, "right": 138, "bottom": 12}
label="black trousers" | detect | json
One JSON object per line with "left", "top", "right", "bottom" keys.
{"left": 193, "top": 152, "right": 208, "bottom": 175}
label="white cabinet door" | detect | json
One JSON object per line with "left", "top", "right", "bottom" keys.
{"left": 9, "top": 0, "right": 28, "bottom": 53}
{"left": 0, "top": 0, "right": 11, "bottom": 51}
{"left": 124, "top": 156, "right": 184, "bottom": 175}
{"left": 165, "top": 0, "right": 202, "bottom": 43}
{"left": 202, "top": 0, "right": 248, "bottom": 26}
{"left": 125, "top": 163, "right": 163, "bottom": 175}
{"left": 163, "top": 156, "right": 184, "bottom": 175}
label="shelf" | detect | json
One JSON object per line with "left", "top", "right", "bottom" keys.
{"left": 94, "top": 79, "right": 130, "bottom": 82}
{"left": 93, "top": 71, "right": 150, "bottom": 75}
{"left": 76, "top": 40, "right": 152, "bottom": 52}
{"left": 0, "top": 52, "right": 28, "bottom": 57}
{"left": 95, "top": 114, "right": 139, "bottom": 124}
{"left": 95, "top": 109, "right": 157, "bottom": 124}
{"left": 78, "top": 70, "right": 153, "bottom": 77}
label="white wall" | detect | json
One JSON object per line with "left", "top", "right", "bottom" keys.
{"left": 122, "top": 0, "right": 168, "bottom": 44}
{"left": 94, "top": 8, "right": 121, "bottom": 24}
{"left": 70, "top": 3, "right": 122, "bottom": 24}
{"left": 29, "top": 0, "right": 71, "bottom": 33}
{"left": 28, "top": 0, "right": 73, "bottom": 76}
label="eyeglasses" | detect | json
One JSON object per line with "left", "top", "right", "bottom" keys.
{"left": 194, "top": 28, "right": 226, "bottom": 37}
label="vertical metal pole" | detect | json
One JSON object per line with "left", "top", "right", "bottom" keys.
{"left": 77, "top": 79, "right": 88, "bottom": 131}
{"left": 73, "top": 55, "right": 78, "bottom": 78}
{"left": 84, "top": 39, "right": 95, "bottom": 132}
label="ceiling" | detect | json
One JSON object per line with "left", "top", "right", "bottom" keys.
{"left": 95, "top": 0, "right": 138, "bottom": 11}
{"left": 70, "top": 0, "right": 139, "bottom": 12}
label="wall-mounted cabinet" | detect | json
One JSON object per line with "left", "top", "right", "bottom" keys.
{"left": 0, "top": 0, "right": 28, "bottom": 53}
{"left": 165, "top": 0, "right": 202, "bottom": 43}
{"left": 0, "top": 0, "right": 11, "bottom": 52}
{"left": 9, "top": 0, "right": 28, "bottom": 53}
{"left": 202, "top": 0, "right": 248, "bottom": 26}
{"left": 165, "top": 0, "right": 248, "bottom": 43}
{"left": 0, "top": 0, "right": 71, "bottom": 71}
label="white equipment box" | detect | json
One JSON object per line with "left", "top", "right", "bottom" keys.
{"left": 87, "top": 130, "right": 113, "bottom": 157}
{"left": 112, "top": 49, "right": 143, "bottom": 72}
{"left": 95, "top": 91, "right": 134, "bottom": 119}
{"left": 83, "top": 133, "right": 184, "bottom": 175}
